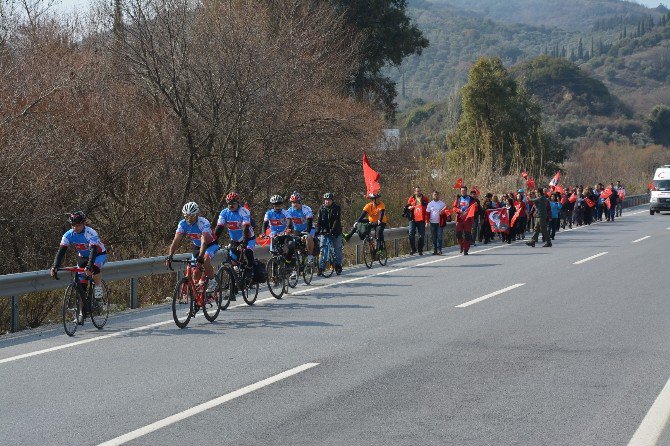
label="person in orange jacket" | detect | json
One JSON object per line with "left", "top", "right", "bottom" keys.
{"left": 406, "top": 186, "right": 429, "bottom": 255}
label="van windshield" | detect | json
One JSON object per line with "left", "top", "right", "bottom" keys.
{"left": 653, "top": 180, "right": 670, "bottom": 191}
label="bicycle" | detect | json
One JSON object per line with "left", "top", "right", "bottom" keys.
{"left": 286, "top": 232, "right": 314, "bottom": 288}
{"left": 265, "top": 234, "right": 292, "bottom": 299}
{"left": 55, "top": 267, "right": 110, "bottom": 337}
{"left": 215, "top": 242, "right": 259, "bottom": 308}
{"left": 318, "top": 233, "right": 336, "bottom": 278}
{"left": 362, "top": 226, "right": 388, "bottom": 269}
{"left": 168, "top": 258, "right": 221, "bottom": 328}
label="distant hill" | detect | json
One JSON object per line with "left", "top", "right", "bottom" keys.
{"left": 511, "top": 55, "right": 629, "bottom": 118}
{"left": 394, "top": 0, "right": 670, "bottom": 119}
{"left": 428, "top": 0, "right": 664, "bottom": 31}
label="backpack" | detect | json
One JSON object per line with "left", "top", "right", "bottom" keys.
{"left": 355, "top": 222, "right": 372, "bottom": 240}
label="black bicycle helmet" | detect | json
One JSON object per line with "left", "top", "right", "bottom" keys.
{"left": 68, "top": 210, "right": 86, "bottom": 224}
{"left": 323, "top": 192, "right": 334, "bottom": 200}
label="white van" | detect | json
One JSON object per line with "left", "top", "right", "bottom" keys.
{"left": 650, "top": 165, "right": 670, "bottom": 215}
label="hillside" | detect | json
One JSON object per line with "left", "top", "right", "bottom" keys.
{"left": 428, "top": 0, "right": 664, "bottom": 31}
{"left": 394, "top": 0, "right": 670, "bottom": 116}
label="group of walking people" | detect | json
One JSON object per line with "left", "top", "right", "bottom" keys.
{"left": 404, "top": 181, "right": 627, "bottom": 255}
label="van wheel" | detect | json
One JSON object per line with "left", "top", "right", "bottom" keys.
{"left": 650, "top": 210, "right": 655, "bottom": 215}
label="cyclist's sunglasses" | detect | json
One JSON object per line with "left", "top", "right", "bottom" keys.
{"left": 227, "top": 200, "right": 238, "bottom": 208}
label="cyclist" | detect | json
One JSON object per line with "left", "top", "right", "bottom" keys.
{"left": 315, "top": 192, "right": 343, "bottom": 276}
{"left": 286, "top": 191, "right": 316, "bottom": 264}
{"left": 345, "top": 193, "right": 386, "bottom": 251}
{"left": 214, "top": 192, "right": 256, "bottom": 296}
{"left": 165, "top": 202, "right": 219, "bottom": 293}
{"left": 262, "top": 195, "right": 294, "bottom": 247}
{"left": 50, "top": 211, "right": 108, "bottom": 322}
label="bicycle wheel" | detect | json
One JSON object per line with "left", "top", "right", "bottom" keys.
{"left": 216, "top": 266, "right": 233, "bottom": 311}
{"left": 172, "top": 279, "right": 193, "bottom": 329}
{"left": 378, "top": 242, "right": 388, "bottom": 266}
{"left": 362, "top": 239, "right": 373, "bottom": 269}
{"left": 266, "top": 257, "right": 285, "bottom": 299}
{"left": 90, "top": 280, "right": 110, "bottom": 329}
{"left": 62, "top": 284, "right": 80, "bottom": 337}
{"left": 287, "top": 259, "right": 299, "bottom": 289}
{"left": 303, "top": 257, "right": 314, "bottom": 285}
{"left": 203, "top": 280, "right": 221, "bottom": 322}
{"left": 323, "top": 249, "right": 335, "bottom": 278}
{"left": 243, "top": 270, "right": 259, "bottom": 305}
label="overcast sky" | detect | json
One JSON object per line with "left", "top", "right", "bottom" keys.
{"left": 53, "top": 0, "right": 668, "bottom": 15}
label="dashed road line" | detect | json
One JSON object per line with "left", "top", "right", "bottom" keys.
{"left": 455, "top": 283, "right": 526, "bottom": 308}
{"left": 632, "top": 236, "right": 652, "bottom": 243}
{"left": 628, "top": 375, "right": 670, "bottom": 446}
{"left": 573, "top": 252, "right": 608, "bottom": 265}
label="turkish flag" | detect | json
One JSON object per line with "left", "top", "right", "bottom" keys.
{"left": 569, "top": 193, "right": 577, "bottom": 203}
{"left": 486, "top": 208, "right": 510, "bottom": 234}
{"left": 526, "top": 178, "right": 535, "bottom": 189}
{"left": 549, "top": 171, "right": 561, "bottom": 187}
{"left": 600, "top": 189, "right": 612, "bottom": 200}
{"left": 618, "top": 190, "right": 625, "bottom": 200}
{"left": 585, "top": 197, "right": 595, "bottom": 208}
{"left": 649, "top": 181, "right": 655, "bottom": 191}
{"left": 605, "top": 197, "right": 611, "bottom": 209}
{"left": 453, "top": 178, "right": 463, "bottom": 189}
{"left": 471, "top": 186, "right": 480, "bottom": 196}
{"left": 560, "top": 196, "right": 567, "bottom": 205}
{"left": 521, "top": 171, "right": 528, "bottom": 179}
{"left": 555, "top": 185, "right": 565, "bottom": 195}
{"left": 466, "top": 203, "right": 478, "bottom": 219}
{"left": 363, "top": 152, "right": 380, "bottom": 195}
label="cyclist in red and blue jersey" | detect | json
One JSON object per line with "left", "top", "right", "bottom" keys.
{"left": 50, "top": 211, "right": 107, "bottom": 306}
{"left": 214, "top": 192, "right": 256, "bottom": 274}
{"left": 165, "top": 202, "right": 219, "bottom": 292}
{"left": 286, "top": 191, "right": 315, "bottom": 263}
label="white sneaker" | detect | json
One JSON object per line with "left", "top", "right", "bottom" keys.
{"left": 94, "top": 286, "right": 104, "bottom": 299}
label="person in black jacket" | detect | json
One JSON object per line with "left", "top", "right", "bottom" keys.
{"left": 315, "top": 192, "right": 343, "bottom": 275}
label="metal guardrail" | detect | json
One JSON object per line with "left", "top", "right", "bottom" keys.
{"left": 0, "top": 193, "right": 649, "bottom": 333}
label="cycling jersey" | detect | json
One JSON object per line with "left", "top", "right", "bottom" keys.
{"left": 176, "top": 216, "right": 213, "bottom": 248}
{"left": 217, "top": 207, "right": 253, "bottom": 243}
{"left": 455, "top": 195, "right": 472, "bottom": 214}
{"left": 363, "top": 201, "right": 387, "bottom": 224}
{"left": 264, "top": 208, "right": 291, "bottom": 236}
{"left": 286, "top": 205, "right": 313, "bottom": 234}
{"left": 60, "top": 226, "right": 106, "bottom": 258}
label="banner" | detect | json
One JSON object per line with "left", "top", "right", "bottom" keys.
{"left": 486, "top": 208, "right": 510, "bottom": 234}
{"left": 453, "top": 178, "right": 463, "bottom": 189}
{"left": 585, "top": 197, "right": 595, "bottom": 208}
{"left": 362, "top": 152, "right": 380, "bottom": 195}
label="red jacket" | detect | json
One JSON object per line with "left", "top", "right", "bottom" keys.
{"left": 407, "top": 195, "right": 429, "bottom": 223}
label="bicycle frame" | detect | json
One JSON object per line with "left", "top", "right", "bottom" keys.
{"left": 172, "top": 259, "right": 206, "bottom": 307}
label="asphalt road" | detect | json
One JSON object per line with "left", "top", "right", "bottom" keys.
{"left": 1, "top": 206, "right": 669, "bottom": 446}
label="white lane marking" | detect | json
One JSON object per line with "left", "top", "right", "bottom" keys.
{"left": 632, "top": 236, "right": 652, "bottom": 243}
{"left": 455, "top": 283, "right": 525, "bottom": 308}
{"left": 628, "top": 375, "right": 670, "bottom": 446}
{"left": 0, "top": 297, "right": 272, "bottom": 365}
{"left": 292, "top": 244, "right": 506, "bottom": 295}
{"left": 573, "top": 252, "right": 608, "bottom": 265}
{"left": 97, "top": 362, "right": 319, "bottom": 446}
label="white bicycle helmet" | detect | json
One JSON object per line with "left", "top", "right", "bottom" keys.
{"left": 270, "top": 195, "right": 284, "bottom": 205}
{"left": 182, "top": 201, "right": 200, "bottom": 216}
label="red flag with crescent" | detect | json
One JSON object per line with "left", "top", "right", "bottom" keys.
{"left": 362, "top": 152, "right": 380, "bottom": 195}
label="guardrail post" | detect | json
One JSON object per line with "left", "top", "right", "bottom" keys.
{"left": 130, "top": 278, "right": 138, "bottom": 310}
{"left": 10, "top": 296, "right": 19, "bottom": 333}
{"left": 355, "top": 245, "right": 360, "bottom": 264}
{"left": 394, "top": 239, "right": 399, "bottom": 257}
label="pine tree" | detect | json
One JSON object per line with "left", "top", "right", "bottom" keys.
{"left": 561, "top": 46, "right": 567, "bottom": 58}
{"left": 641, "top": 20, "right": 646, "bottom": 35}
{"left": 623, "top": 26, "right": 627, "bottom": 38}
{"left": 578, "top": 38, "right": 583, "bottom": 59}
{"left": 591, "top": 36, "right": 595, "bottom": 57}
{"left": 637, "top": 22, "right": 642, "bottom": 37}
{"left": 584, "top": 50, "right": 590, "bottom": 60}
{"left": 570, "top": 48, "right": 576, "bottom": 61}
